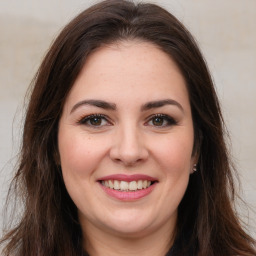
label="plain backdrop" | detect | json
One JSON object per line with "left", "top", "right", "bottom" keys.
{"left": 0, "top": 0, "right": 255, "bottom": 237}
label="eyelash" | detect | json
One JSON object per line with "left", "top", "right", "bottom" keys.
{"left": 77, "top": 114, "right": 111, "bottom": 127}
{"left": 77, "top": 113, "right": 177, "bottom": 128}
{"left": 146, "top": 114, "right": 177, "bottom": 127}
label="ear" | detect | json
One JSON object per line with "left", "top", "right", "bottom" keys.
{"left": 190, "top": 128, "right": 203, "bottom": 173}
{"left": 190, "top": 152, "right": 200, "bottom": 174}
{"left": 190, "top": 133, "right": 202, "bottom": 174}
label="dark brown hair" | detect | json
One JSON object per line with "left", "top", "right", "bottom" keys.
{"left": 1, "top": 0, "right": 255, "bottom": 255}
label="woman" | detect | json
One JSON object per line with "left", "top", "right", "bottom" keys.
{"left": 1, "top": 0, "right": 255, "bottom": 255}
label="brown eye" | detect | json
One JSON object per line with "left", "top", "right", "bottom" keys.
{"left": 78, "top": 114, "right": 110, "bottom": 127}
{"left": 152, "top": 116, "right": 164, "bottom": 126}
{"left": 89, "top": 116, "right": 103, "bottom": 126}
{"left": 146, "top": 114, "right": 177, "bottom": 127}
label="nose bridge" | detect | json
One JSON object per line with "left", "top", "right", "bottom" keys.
{"left": 110, "top": 121, "right": 148, "bottom": 165}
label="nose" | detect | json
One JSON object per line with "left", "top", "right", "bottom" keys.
{"left": 109, "top": 124, "right": 149, "bottom": 166}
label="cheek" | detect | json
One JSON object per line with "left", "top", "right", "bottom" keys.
{"left": 58, "top": 130, "right": 105, "bottom": 179}
{"left": 152, "top": 134, "right": 194, "bottom": 174}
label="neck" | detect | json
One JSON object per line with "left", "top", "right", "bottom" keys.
{"left": 81, "top": 221, "right": 176, "bottom": 256}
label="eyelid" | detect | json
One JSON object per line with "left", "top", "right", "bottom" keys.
{"left": 76, "top": 113, "right": 177, "bottom": 128}
{"left": 145, "top": 113, "right": 177, "bottom": 127}
{"left": 77, "top": 114, "right": 112, "bottom": 126}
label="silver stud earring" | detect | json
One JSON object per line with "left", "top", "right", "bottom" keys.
{"left": 192, "top": 164, "right": 197, "bottom": 173}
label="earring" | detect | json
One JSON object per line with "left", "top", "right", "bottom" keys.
{"left": 192, "top": 164, "right": 197, "bottom": 173}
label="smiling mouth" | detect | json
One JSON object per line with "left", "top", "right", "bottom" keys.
{"left": 100, "top": 180, "right": 157, "bottom": 192}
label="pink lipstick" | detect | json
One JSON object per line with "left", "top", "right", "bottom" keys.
{"left": 99, "top": 174, "right": 157, "bottom": 182}
{"left": 98, "top": 174, "right": 158, "bottom": 201}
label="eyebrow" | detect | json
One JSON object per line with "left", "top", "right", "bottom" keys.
{"left": 70, "top": 99, "right": 116, "bottom": 113}
{"left": 141, "top": 99, "right": 184, "bottom": 112}
{"left": 70, "top": 98, "right": 184, "bottom": 114}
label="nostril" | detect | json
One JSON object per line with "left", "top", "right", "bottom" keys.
{"left": 109, "top": 132, "right": 149, "bottom": 165}
{"left": 110, "top": 151, "right": 147, "bottom": 166}
{"left": 121, "top": 158, "right": 144, "bottom": 167}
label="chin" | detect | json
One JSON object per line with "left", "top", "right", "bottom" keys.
{"left": 96, "top": 208, "right": 174, "bottom": 239}
{"left": 104, "top": 221, "right": 155, "bottom": 238}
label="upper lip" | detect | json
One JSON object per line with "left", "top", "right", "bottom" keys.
{"left": 98, "top": 174, "right": 158, "bottom": 182}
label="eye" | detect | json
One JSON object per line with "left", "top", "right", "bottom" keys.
{"left": 78, "top": 114, "right": 111, "bottom": 127}
{"left": 146, "top": 114, "right": 177, "bottom": 127}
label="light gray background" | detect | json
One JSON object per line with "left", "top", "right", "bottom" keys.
{"left": 0, "top": 0, "right": 255, "bottom": 237}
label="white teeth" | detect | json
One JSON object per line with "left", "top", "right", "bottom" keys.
{"left": 137, "top": 180, "right": 143, "bottom": 189}
{"left": 102, "top": 180, "right": 153, "bottom": 191}
{"left": 120, "top": 181, "right": 129, "bottom": 191}
{"left": 114, "top": 180, "right": 120, "bottom": 190}
{"left": 129, "top": 181, "right": 137, "bottom": 191}
{"left": 109, "top": 180, "right": 114, "bottom": 189}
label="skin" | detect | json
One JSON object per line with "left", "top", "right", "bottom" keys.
{"left": 58, "top": 41, "right": 197, "bottom": 256}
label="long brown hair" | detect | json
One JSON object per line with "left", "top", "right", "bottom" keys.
{"left": 1, "top": 0, "right": 255, "bottom": 255}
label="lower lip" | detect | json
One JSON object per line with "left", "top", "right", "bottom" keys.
{"left": 99, "top": 182, "right": 157, "bottom": 201}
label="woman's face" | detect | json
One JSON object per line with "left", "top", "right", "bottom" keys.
{"left": 58, "top": 41, "right": 197, "bottom": 239}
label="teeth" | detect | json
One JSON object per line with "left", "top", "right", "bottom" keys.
{"left": 120, "top": 181, "right": 129, "bottom": 191}
{"left": 129, "top": 181, "right": 137, "bottom": 191}
{"left": 137, "top": 180, "right": 143, "bottom": 189}
{"left": 102, "top": 180, "right": 152, "bottom": 191}
{"left": 109, "top": 180, "right": 114, "bottom": 189}
{"left": 114, "top": 180, "right": 120, "bottom": 190}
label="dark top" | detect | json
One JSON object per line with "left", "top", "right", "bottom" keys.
{"left": 82, "top": 233, "right": 194, "bottom": 256}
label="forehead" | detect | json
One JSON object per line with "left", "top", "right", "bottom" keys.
{"left": 64, "top": 40, "right": 189, "bottom": 110}
{"left": 80, "top": 40, "right": 183, "bottom": 81}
